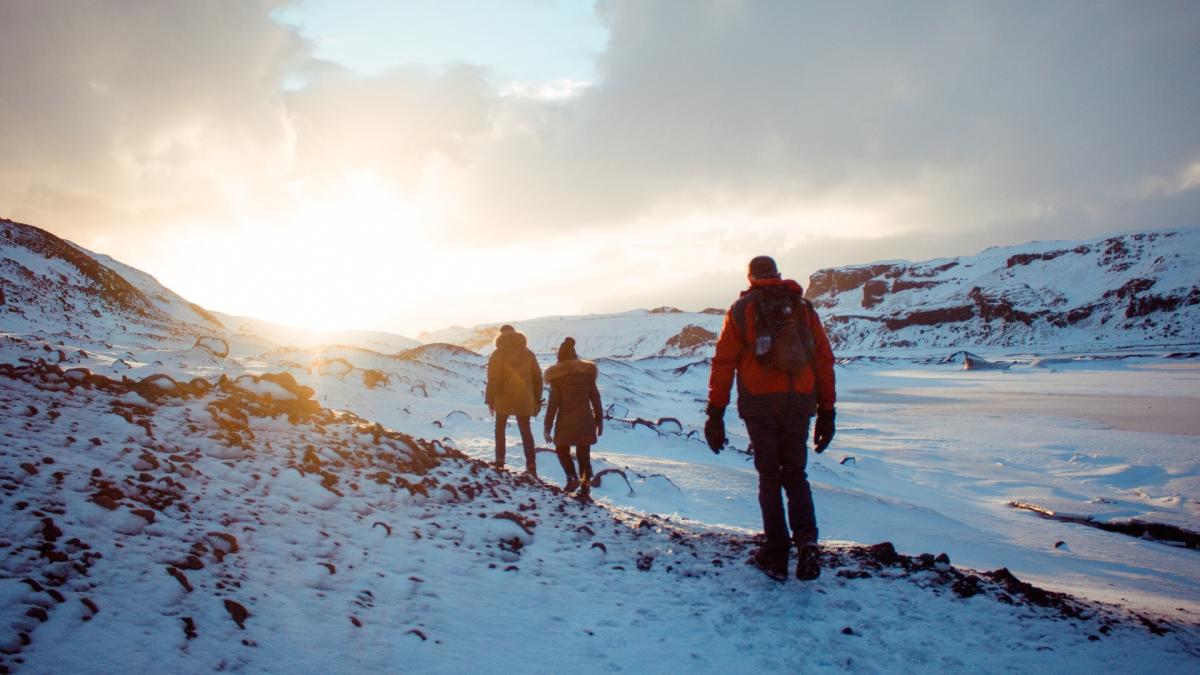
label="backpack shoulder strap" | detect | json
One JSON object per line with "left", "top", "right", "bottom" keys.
{"left": 731, "top": 291, "right": 758, "bottom": 343}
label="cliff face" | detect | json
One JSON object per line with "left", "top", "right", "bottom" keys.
{"left": 805, "top": 229, "right": 1200, "bottom": 351}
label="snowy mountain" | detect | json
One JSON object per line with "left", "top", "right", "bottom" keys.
{"left": 213, "top": 312, "right": 420, "bottom": 355}
{"left": 418, "top": 308, "right": 725, "bottom": 359}
{"left": 3, "top": 218, "right": 1199, "bottom": 671}
{"left": 807, "top": 228, "right": 1200, "bottom": 351}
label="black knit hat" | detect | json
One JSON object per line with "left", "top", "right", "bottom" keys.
{"left": 557, "top": 337, "right": 577, "bottom": 362}
{"left": 748, "top": 255, "right": 779, "bottom": 279}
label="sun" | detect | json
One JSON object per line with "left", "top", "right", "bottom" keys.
{"left": 149, "top": 171, "right": 448, "bottom": 334}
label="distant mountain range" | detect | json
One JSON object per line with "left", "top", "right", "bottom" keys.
{"left": 3, "top": 217, "right": 1197, "bottom": 356}
{"left": 417, "top": 308, "right": 723, "bottom": 359}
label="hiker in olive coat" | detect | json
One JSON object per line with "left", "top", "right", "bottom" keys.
{"left": 543, "top": 337, "right": 603, "bottom": 495}
{"left": 485, "top": 325, "right": 543, "bottom": 475}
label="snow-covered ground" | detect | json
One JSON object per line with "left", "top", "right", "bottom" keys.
{"left": 3, "top": 327, "right": 1198, "bottom": 673}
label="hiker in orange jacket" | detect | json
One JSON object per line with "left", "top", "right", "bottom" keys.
{"left": 706, "top": 255, "right": 836, "bottom": 581}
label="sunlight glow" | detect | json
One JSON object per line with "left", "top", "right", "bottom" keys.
{"left": 149, "top": 171, "right": 452, "bottom": 333}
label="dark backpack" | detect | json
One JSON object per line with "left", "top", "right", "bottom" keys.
{"left": 750, "top": 286, "right": 814, "bottom": 375}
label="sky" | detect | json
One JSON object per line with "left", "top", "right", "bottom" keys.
{"left": 1, "top": 0, "right": 1198, "bottom": 336}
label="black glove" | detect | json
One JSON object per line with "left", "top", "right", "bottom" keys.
{"left": 704, "top": 404, "right": 726, "bottom": 454}
{"left": 813, "top": 408, "right": 835, "bottom": 453}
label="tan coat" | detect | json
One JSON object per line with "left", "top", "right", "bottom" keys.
{"left": 544, "top": 359, "right": 603, "bottom": 446}
{"left": 485, "top": 331, "right": 543, "bottom": 417}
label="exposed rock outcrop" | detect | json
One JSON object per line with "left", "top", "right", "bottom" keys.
{"left": 192, "top": 336, "right": 229, "bottom": 358}
{"left": 660, "top": 324, "right": 717, "bottom": 356}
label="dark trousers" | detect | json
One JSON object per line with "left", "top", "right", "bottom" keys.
{"left": 495, "top": 414, "right": 536, "bottom": 471}
{"left": 745, "top": 415, "right": 817, "bottom": 557}
{"left": 554, "top": 444, "right": 592, "bottom": 482}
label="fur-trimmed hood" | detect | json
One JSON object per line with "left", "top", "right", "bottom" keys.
{"left": 545, "top": 358, "right": 597, "bottom": 382}
{"left": 494, "top": 329, "right": 528, "bottom": 350}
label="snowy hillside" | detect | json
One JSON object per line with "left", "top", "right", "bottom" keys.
{"left": 0, "top": 219, "right": 419, "bottom": 362}
{"left": 0, "top": 219, "right": 219, "bottom": 338}
{"left": 417, "top": 308, "right": 725, "bottom": 359}
{"left": 807, "top": 228, "right": 1200, "bottom": 351}
{"left": 78, "top": 248, "right": 223, "bottom": 332}
{"left": 213, "top": 312, "right": 420, "bottom": 354}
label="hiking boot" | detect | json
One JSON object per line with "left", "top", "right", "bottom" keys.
{"left": 751, "top": 548, "right": 788, "bottom": 582}
{"left": 564, "top": 476, "right": 580, "bottom": 493}
{"left": 796, "top": 543, "right": 821, "bottom": 581}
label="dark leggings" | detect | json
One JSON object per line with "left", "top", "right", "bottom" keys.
{"left": 495, "top": 414, "right": 536, "bottom": 470}
{"left": 554, "top": 444, "right": 592, "bottom": 482}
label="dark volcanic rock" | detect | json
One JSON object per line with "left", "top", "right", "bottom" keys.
{"left": 882, "top": 305, "right": 975, "bottom": 331}
{"left": 861, "top": 280, "right": 888, "bottom": 309}
{"left": 224, "top": 599, "right": 250, "bottom": 629}
{"left": 192, "top": 336, "right": 230, "bottom": 358}
{"left": 661, "top": 324, "right": 718, "bottom": 354}
{"left": 807, "top": 264, "right": 898, "bottom": 305}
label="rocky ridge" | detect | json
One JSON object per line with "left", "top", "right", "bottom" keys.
{"left": 805, "top": 228, "right": 1200, "bottom": 350}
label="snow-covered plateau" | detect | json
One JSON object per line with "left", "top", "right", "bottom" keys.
{"left": 807, "top": 228, "right": 1200, "bottom": 351}
{"left": 1, "top": 218, "right": 1198, "bottom": 673}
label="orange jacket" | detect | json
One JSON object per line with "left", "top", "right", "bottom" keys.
{"left": 708, "top": 278, "right": 836, "bottom": 417}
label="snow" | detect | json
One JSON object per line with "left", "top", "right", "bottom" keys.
{"left": 3, "top": 363, "right": 1198, "bottom": 674}
{"left": 76, "top": 246, "right": 222, "bottom": 331}
{"left": 1, "top": 222, "right": 1199, "bottom": 672}
{"left": 212, "top": 312, "right": 420, "bottom": 354}
{"left": 419, "top": 309, "right": 725, "bottom": 358}
{"left": 233, "top": 375, "right": 298, "bottom": 401}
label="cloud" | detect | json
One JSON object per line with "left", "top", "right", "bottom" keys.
{"left": 1, "top": 1, "right": 1198, "bottom": 333}
{"left": 0, "top": 2, "right": 305, "bottom": 230}
{"left": 451, "top": 1, "right": 1200, "bottom": 244}
{"left": 285, "top": 64, "right": 495, "bottom": 186}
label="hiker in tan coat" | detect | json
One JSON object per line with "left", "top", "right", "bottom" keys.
{"left": 485, "top": 324, "right": 543, "bottom": 475}
{"left": 543, "top": 337, "right": 603, "bottom": 496}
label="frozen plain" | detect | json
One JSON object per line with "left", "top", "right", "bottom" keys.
{"left": 436, "top": 351, "right": 1200, "bottom": 618}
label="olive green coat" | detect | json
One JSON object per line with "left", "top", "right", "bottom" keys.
{"left": 485, "top": 331, "right": 543, "bottom": 417}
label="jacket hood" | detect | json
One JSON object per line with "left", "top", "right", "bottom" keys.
{"left": 494, "top": 330, "right": 528, "bottom": 350}
{"left": 742, "top": 277, "right": 804, "bottom": 297}
{"left": 545, "top": 358, "right": 597, "bottom": 382}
